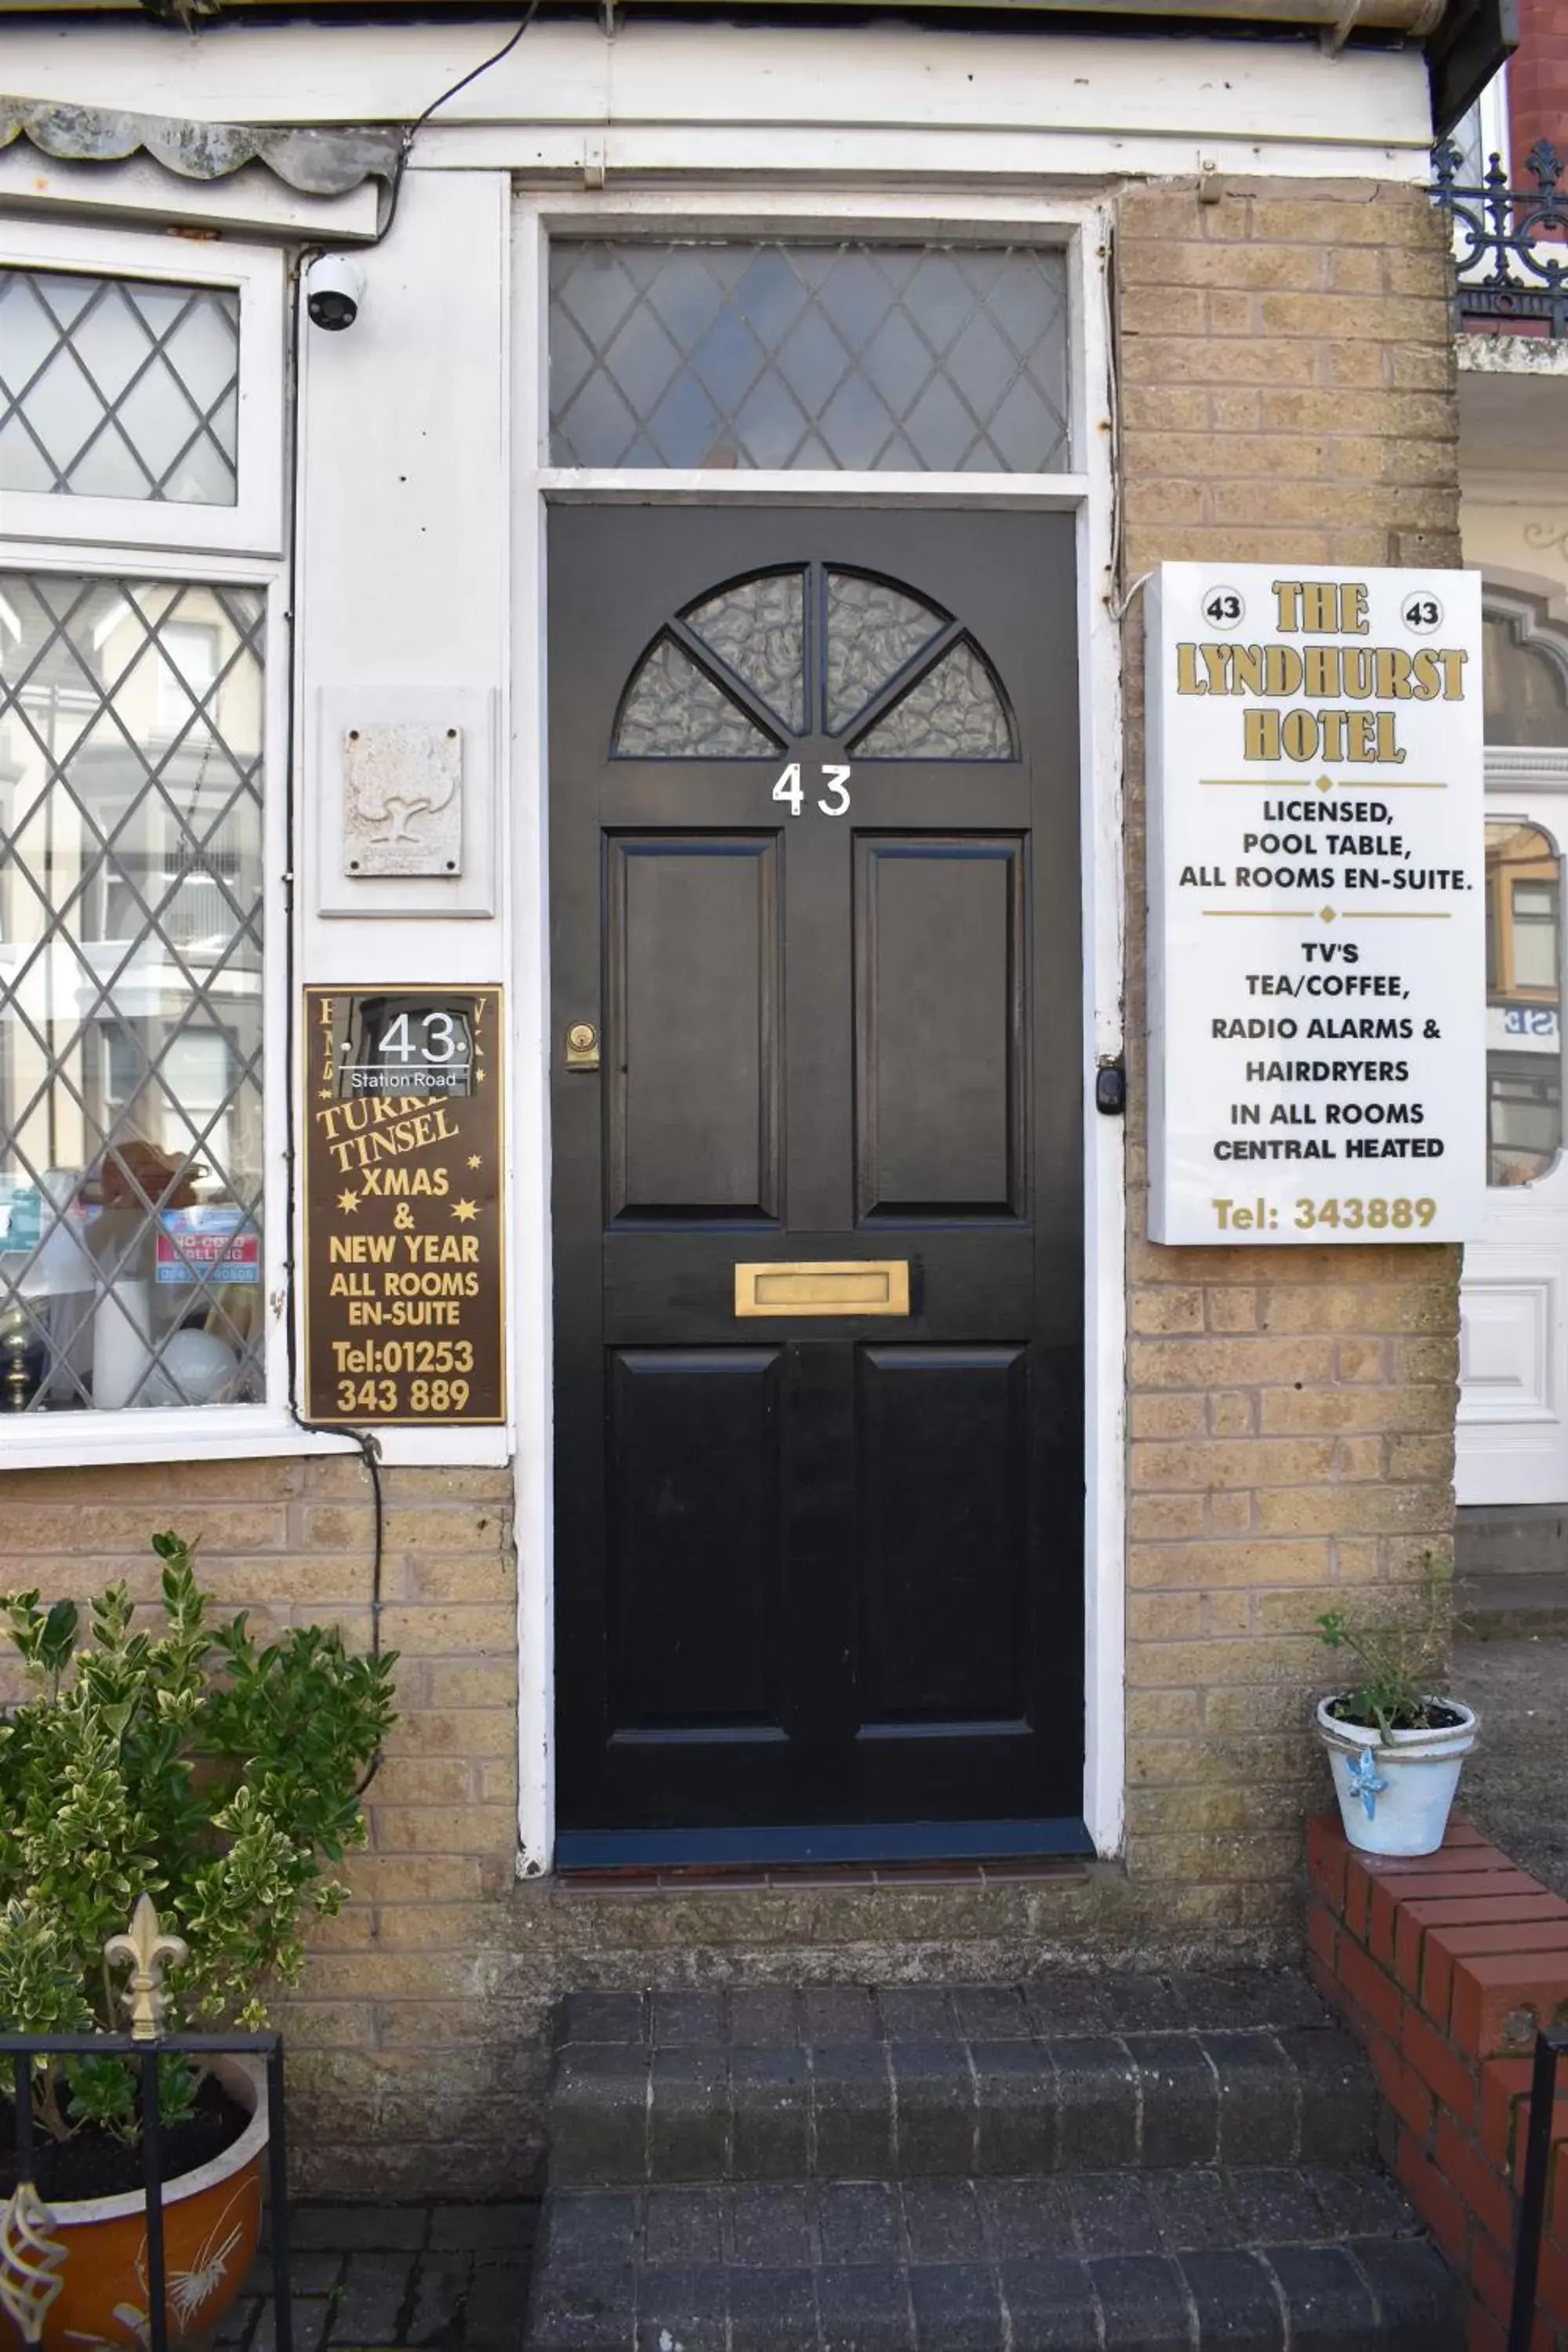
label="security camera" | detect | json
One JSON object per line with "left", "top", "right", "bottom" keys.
{"left": 305, "top": 255, "right": 364, "bottom": 332}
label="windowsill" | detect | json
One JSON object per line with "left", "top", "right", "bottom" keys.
{"left": 0, "top": 1404, "right": 514, "bottom": 1472}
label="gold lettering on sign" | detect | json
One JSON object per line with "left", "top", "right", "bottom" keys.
{"left": 1172, "top": 577, "right": 1469, "bottom": 766}
{"left": 301, "top": 988, "right": 505, "bottom": 1425}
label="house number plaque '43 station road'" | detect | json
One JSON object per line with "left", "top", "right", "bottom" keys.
{"left": 302, "top": 986, "right": 505, "bottom": 1424}
{"left": 1146, "top": 563, "right": 1486, "bottom": 1247}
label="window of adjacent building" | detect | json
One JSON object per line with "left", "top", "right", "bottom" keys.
{"left": 1486, "top": 821, "right": 1565, "bottom": 1187}
{"left": 155, "top": 619, "right": 220, "bottom": 740}
{"left": 1483, "top": 611, "right": 1568, "bottom": 746}
{"left": 1482, "top": 600, "right": 1568, "bottom": 1190}
{"left": 548, "top": 241, "right": 1071, "bottom": 473}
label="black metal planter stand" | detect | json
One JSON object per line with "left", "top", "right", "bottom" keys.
{"left": 1508, "top": 2024, "right": 1568, "bottom": 2352}
{"left": 1, "top": 2029, "right": 292, "bottom": 2352}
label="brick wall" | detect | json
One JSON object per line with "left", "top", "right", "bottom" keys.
{"left": 1308, "top": 1812, "right": 1568, "bottom": 2351}
{"left": 1508, "top": 0, "right": 1568, "bottom": 177}
{"left": 0, "top": 1456, "right": 524, "bottom": 2194}
{"left": 1115, "top": 176, "right": 1465, "bottom": 1905}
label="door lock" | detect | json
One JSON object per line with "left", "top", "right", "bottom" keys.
{"left": 565, "top": 1022, "right": 601, "bottom": 1070}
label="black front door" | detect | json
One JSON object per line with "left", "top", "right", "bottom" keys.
{"left": 550, "top": 506, "right": 1084, "bottom": 1865}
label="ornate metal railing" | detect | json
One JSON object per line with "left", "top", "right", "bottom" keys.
{"left": 0, "top": 1900, "right": 293, "bottom": 2351}
{"left": 1432, "top": 139, "right": 1568, "bottom": 340}
{"left": 1508, "top": 2023, "right": 1568, "bottom": 2352}
{"left": 1, "top": 2031, "right": 294, "bottom": 2351}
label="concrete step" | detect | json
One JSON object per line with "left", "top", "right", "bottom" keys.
{"left": 522, "top": 2168, "right": 1462, "bottom": 2350}
{"left": 1457, "top": 1566, "right": 1568, "bottom": 1639}
{"left": 1456, "top": 1504, "right": 1568, "bottom": 1580}
{"left": 545, "top": 1977, "right": 1374, "bottom": 2189}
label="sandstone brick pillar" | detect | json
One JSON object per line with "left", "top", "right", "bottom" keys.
{"left": 1114, "top": 176, "right": 1465, "bottom": 1907}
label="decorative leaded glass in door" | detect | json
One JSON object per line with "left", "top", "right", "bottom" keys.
{"left": 614, "top": 565, "right": 1015, "bottom": 758}
{"left": 550, "top": 242, "right": 1069, "bottom": 473}
{"left": 0, "top": 575, "right": 265, "bottom": 1411}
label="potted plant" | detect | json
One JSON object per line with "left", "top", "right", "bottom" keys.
{"left": 0, "top": 1533, "right": 396, "bottom": 2349}
{"left": 1314, "top": 1563, "right": 1477, "bottom": 1859}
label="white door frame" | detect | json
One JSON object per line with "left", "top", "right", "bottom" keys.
{"left": 507, "top": 187, "right": 1126, "bottom": 1873}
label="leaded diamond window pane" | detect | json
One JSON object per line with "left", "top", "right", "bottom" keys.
{"left": 0, "top": 271, "right": 241, "bottom": 506}
{"left": 550, "top": 241, "right": 1070, "bottom": 473}
{"left": 0, "top": 575, "right": 266, "bottom": 1412}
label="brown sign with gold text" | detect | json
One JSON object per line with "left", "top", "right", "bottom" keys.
{"left": 303, "top": 986, "right": 504, "bottom": 1425}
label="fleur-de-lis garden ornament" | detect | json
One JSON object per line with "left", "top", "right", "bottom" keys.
{"left": 1345, "top": 1744, "right": 1388, "bottom": 1823}
{"left": 105, "top": 1894, "right": 188, "bottom": 2042}
{"left": 0, "top": 2181, "right": 67, "bottom": 2343}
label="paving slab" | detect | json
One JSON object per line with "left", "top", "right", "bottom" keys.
{"left": 233, "top": 2207, "right": 535, "bottom": 2350}
{"left": 1451, "top": 1629, "right": 1568, "bottom": 1901}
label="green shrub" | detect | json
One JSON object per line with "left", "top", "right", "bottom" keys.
{"left": 0, "top": 1531, "right": 396, "bottom": 2143}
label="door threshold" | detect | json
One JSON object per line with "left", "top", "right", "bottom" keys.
{"left": 553, "top": 1817, "right": 1094, "bottom": 1876}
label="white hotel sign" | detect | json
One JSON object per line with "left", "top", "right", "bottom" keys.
{"left": 1146, "top": 564, "right": 1486, "bottom": 1247}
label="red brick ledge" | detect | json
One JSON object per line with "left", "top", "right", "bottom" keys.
{"left": 1308, "top": 1812, "right": 1568, "bottom": 2352}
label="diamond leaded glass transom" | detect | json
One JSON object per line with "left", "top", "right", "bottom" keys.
{"left": 550, "top": 242, "right": 1069, "bottom": 474}
{"left": 613, "top": 565, "right": 1015, "bottom": 760}
{"left": 0, "top": 270, "right": 241, "bottom": 506}
{"left": 0, "top": 575, "right": 265, "bottom": 1412}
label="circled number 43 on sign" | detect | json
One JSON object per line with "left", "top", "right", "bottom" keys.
{"left": 774, "top": 763, "right": 851, "bottom": 818}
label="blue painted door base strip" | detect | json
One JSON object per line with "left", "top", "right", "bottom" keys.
{"left": 554, "top": 1817, "right": 1095, "bottom": 1872}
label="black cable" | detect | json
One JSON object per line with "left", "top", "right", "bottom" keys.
{"left": 276, "top": 253, "right": 386, "bottom": 1791}
{"left": 280, "top": 12, "right": 541, "bottom": 1778}
{"left": 408, "top": 5, "right": 542, "bottom": 146}
{"left": 359, "top": 5, "right": 543, "bottom": 252}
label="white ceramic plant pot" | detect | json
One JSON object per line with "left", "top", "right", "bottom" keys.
{"left": 1316, "top": 1694, "right": 1479, "bottom": 1858}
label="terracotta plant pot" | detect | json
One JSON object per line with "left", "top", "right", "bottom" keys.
{"left": 0, "top": 2055, "right": 267, "bottom": 2351}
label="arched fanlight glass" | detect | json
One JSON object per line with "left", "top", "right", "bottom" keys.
{"left": 612, "top": 564, "right": 1015, "bottom": 760}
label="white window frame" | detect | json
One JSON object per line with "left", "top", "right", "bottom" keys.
{"left": 0, "top": 217, "right": 286, "bottom": 559}
{"left": 0, "top": 225, "right": 305, "bottom": 1465}
{"left": 508, "top": 187, "right": 1126, "bottom": 1869}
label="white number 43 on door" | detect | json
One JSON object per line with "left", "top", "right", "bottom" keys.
{"left": 773, "top": 763, "right": 851, "bottom": 817}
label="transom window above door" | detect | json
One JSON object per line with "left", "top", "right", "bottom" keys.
{"left": 549, "top": 241, "right": 1069, "bottom": 472}
{"left": 612, "top": 564, "right": 1016, "bottom": 759}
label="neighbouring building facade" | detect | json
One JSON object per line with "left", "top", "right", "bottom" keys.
{"left": 1446, "top": 0, "right": 1568, "bottom": 1534}
{"left": 0, "top": 0, "right": 1520, "bottom": 2191}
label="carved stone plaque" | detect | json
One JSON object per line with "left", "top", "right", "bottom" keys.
{"left": 342, "top": 722, "right": 463, "bottom": 879}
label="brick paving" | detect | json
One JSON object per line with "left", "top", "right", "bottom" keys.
{"left": 221, "top": 2205, "right": 538, "bottom": 2351}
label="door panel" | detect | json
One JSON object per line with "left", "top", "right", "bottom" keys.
{"left": 607, "top": 837, "right": 781, "bottom": 1221}
{"left": 855, "top": 837, "right": 1025, "bottom": 1220}
{"left": 608, "top": 1347, "right": 783, "bottom": 1731}
{"left": 550, "top": 506, "right": 1083, "bottom": 1857}
{"left": 858, "top": 1345, "right": 1028, "bottom": 1724}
